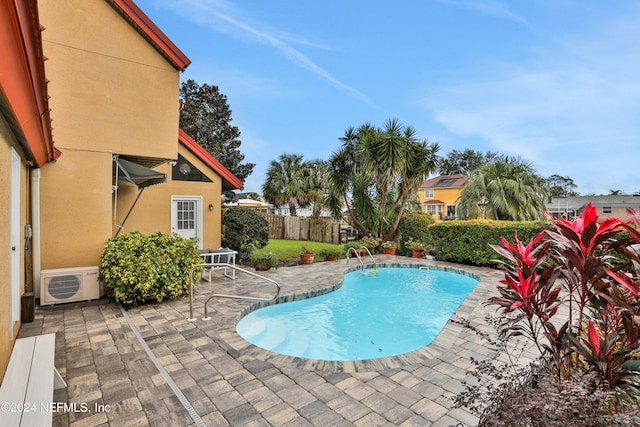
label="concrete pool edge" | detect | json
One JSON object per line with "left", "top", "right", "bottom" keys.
{"left": 215, "top": 258, "right": 501, "bottom": 373}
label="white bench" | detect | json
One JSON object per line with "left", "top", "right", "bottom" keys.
{"left": 0, "top": 333, "right": 66, "bottom": 427}
{"left": 199, "top": 248, "right": 238, "bottom": 281}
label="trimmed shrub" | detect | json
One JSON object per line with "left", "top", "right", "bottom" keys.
{"left": 426, "top": 219, "right": 551, "bottom": 265}
{"left": 222, "top": 207, "right": 269, "bottom": 260}
{"left": 99, "top": 232, "right": 202, "bottom": 304}
{"left": 396, "top": 212, "right": 435, "bottom": 256}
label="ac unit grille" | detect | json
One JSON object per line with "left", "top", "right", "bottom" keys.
{"left": 47, "top": 275, "right": 81, "bottom": 300}
{"left": 40, "top": 266, "right": 101, "bottom": 305}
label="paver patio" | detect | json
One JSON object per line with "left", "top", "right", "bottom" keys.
{"left": 18, "top": 256, "right": 537, "bottom": 426}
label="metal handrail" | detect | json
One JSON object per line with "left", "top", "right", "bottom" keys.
{"left": 188, "top": 263, "right": 280, "bottom": 321}
{"left": 345, "top": 246, "right": 376, "bottom": 265}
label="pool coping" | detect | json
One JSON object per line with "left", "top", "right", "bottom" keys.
{"left": 215, "top": 259, "right": 499, "bottom": 373}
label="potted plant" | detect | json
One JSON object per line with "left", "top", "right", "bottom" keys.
{"left": 405, "top": 238, "right": 432, "bottom": 258}
{"left": 382, "top": 241, "right": 397, "bottom": 255}
{"left": 251, "top": 251, "right": 278, "bottom": 271}
{"left": 319, "top": 248, "right": 341, "bottom": 261}
{"left": 343, "top": 241, "right": 364, "bottom": 257}
{"left": 299, "top": 246, "right": 315, "bottom": 264}
{"left": 359, "top": 235, "right": 382, "bottom": 253}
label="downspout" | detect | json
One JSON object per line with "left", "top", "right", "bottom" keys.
{"left": 31, "top": 168, "right": 41, "bottom": 299}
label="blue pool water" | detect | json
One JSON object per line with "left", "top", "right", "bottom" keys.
{"left": 236, "top": 267, "right": 479, "bottom": 361}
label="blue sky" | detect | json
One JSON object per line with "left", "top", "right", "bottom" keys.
{"left": 136, "top": 0, "right": 640, "bottom": 196}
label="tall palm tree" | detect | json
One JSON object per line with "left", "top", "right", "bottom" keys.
{"left": 262, "top": 153, "right": 312, "bottom": 216}
{"left": 458, "top": 156, "right": 547, "bottom": 221}
{"left": 328, "top": 118, "right": 440, "bottom": 241}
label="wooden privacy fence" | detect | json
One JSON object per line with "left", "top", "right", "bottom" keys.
{"left": 262, "top": 213, "right": 341, "bottom": 244}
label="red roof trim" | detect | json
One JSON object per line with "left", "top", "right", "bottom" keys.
{"left": 178, "top": 129, "right": 243, "bottom": 190}
{"left": 107, "top": 0, "right": 191, "bottom": 71}
{"left": 0, "top": 0, "right": 54, "bottom": 166}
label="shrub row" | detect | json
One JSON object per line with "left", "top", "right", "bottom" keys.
{"left": 426, "top": 219, "right": 552, "bottom": 266}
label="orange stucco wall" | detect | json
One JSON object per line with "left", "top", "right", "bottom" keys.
{"left": 37, "top": 0, "right": 183, "bottom": 270}
{"left": 419, "top": 187, "right": 463, "bottom": 221}
{"left": 115, "top": 146, "right": 224, "bottom": 249}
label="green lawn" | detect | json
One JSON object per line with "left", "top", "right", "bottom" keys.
{"left": 254, "top": 239, "right": 346, "bottom": 263}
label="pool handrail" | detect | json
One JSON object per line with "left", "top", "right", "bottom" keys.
{"left": 345, "top": 246, "right": 375, "bottom": 265}
{"left": 188, "top": 263, "right": 280, "bottom": 321}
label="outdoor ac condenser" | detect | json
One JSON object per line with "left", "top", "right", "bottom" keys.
{"left": 40, "top": 266, "right": 101, "bottom": 306}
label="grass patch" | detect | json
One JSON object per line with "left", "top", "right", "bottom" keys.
{"left": 253, "top": 239, "right": 346, "bottom": 263}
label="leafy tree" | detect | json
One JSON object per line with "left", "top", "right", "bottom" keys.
{"left": 438, "top": 148, "right": 501, "bottom": 175}
{"left": 221, "top": 207, "right": 269, "bottom": 260}
{"left": 235, "top": 192, "right": 261, "bottom": 200}
{"left": 327, "top": 118, "right": 440, "bottom": 242}
{"left": 179, "top": 79, "right": 254, "bottom": 198}
{"left": 458, "top": 156, "right": 547, "bottom": 221}
{"left": 305, "top": 159, "right": 334, "bottom": 219}
{"left": 544, "top": 174, "right": 579, "bottom": 197}
{"left": 262, "top": 153, "right": 312, "bottom": 217}
{"left": 608, "top": 189, "right": 622, "bottom": 195}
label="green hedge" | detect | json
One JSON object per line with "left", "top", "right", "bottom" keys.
{"left": 99, "top": 232, "right": 202, "bottom": 304}
{"left": 396, "top": 212, "right": 436, "bottom": 256}
{"left": 426, "top": 220, "right": 552, "bottom": 266}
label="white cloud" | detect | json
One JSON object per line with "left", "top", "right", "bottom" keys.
{"left": 419, "top": 6, "right": 640, "bottom": 193}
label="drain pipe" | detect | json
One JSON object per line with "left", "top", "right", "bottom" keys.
{"left": 31, "top": 168, "right": 42, "bottom": 299}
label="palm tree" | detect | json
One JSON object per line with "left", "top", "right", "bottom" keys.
{"left": 328, "top": 118, "right": 440, "bottom": 241}
{"left": 458, "top": 156, "right": 547, "bottom": 221}
{"left": 262, "top": 153, "right": 312, "bottom": 216}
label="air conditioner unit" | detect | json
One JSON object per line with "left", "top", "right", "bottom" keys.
{"left": 40, "top": 266, "right": 101, "bottom": 306}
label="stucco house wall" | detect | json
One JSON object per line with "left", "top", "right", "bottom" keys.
{"left": 114, "top": 141, "right": 232, "bottom": 250}
{"left": 37, "top": 0, "right": 189, "bottom": 271}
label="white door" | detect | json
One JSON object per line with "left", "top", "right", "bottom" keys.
{"left": 171, "top": 196, "right": 202, "bottom": 248}
{"left": 10, "top": 148, "right": 21, "bottom": 336}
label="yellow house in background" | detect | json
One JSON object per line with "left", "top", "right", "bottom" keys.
{"left": 418, "top": 174, "right": 468, "bottom": 221}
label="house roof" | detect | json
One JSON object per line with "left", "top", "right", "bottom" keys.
{"left": 178, "top": 129, "right": 243, "bottom": 191}
{"left": 0, "top": 0, "right": 55, "bottom": 166}
{"left": 419, "top": 174, "right": 467, "bottom": 189}
{"left": 424, "top": 199, "right": 445, "bottom": 205}
{"left": 106, "top": 0, "right": 191, "bottom": 71}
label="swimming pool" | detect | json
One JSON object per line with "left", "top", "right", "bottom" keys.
{"left": 236, "top": 266, "right": 479, "bottom": 361}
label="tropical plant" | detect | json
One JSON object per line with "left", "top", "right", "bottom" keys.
{"left": 262, "top": 153, "right": 312, "bottom": 217}
{"left": 327, "top": 118, "right": 439, "bottom": 242}
{"left": 458, "top": 156, "right": 547, "bottom": 221}
{"left": 382, "top": 240, "right": 397, "bottom": 249}
{"left": 221, "top": 207, "right": 270, "bottom": 260}
{"left": 487, "top": 203, "right": 640, "bottom": 402}
{"left": 179, "top": 79, "right": 254, "bottom": 198}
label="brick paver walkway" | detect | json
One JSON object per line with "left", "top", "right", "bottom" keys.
{"left": 18, "top": 256, "right": 536, "bottom": 426}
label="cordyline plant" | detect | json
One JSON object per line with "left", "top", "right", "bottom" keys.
{"left": 489, "top": 203, "right": 640, "bottom": 403}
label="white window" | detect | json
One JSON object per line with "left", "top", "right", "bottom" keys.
{"left": 426, "top": 204, "right": 437, "bottom": 215}
{"left": 424, "top": 189, "right": 434, "bottom": 199}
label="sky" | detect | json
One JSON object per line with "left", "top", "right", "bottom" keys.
{"left": 135, "top": 0, "right": 640, "bottom": 196}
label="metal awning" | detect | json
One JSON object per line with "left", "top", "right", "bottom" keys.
{"left": 113, "top": 156, "right": 166, "bottom": 189}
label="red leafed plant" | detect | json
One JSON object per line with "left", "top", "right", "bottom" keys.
{"left": 489, "top": 203, "right": 640, "bottom": 401}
